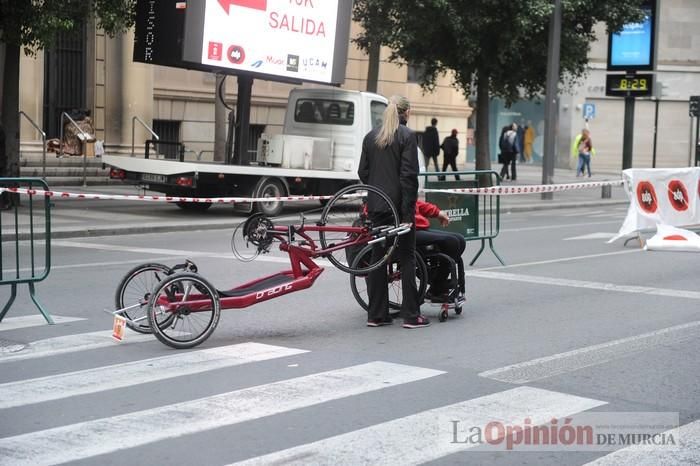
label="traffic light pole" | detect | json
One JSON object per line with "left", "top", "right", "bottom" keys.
{"left": 541, "top": 0, "right": 562, "bottom": 200}
{"left": 622, "top": 96, "right": 636, "bottom": 170}
{"left": 695, "top": 115, "right": 700, "bottom": 167}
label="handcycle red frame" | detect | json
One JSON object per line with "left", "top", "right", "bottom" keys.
{"left": 110, "top": 184, "right": 409, "bottom": 349}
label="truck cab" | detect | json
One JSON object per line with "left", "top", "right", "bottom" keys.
{"left": 254, "top": 88, "right": 388, "bottom": 175}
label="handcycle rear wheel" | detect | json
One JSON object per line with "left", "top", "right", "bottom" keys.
{"left": 319, "top": 184, "right": 400, "bottom": 274}
{"left": 349, "top": 244, "right": 428, "bottom": 317}
{"left": 147, "top": 272, "right": 221, "bottom": 349}
{"left": 115, "top": 263, "right": 174, "bottom": 334}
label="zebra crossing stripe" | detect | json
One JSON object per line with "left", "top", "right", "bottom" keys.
{"left": 0, "top": 315, "right": 84, "bottom": 331}
{"left": 229, "top": 386, "right": 606, "bottom": 466}
{"left": 0, "top": 342, "right": 308, "bottom": 409}
{"left": 0, "top": 361, "right": 444, "bottom": 466}
{"left": 584, "top": 420, "right": 700, "bottom": 466}
{"left": 0, "top": 330, "right": 154, "bottom": 364}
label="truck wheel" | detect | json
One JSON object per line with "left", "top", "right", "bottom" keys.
{"left": 254, "top": 178, "right": 285, "bottom": 217}
{"left": 175, "top": 202, "right": 212, "bottom": 212}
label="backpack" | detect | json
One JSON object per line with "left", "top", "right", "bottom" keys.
{"left": 499, "top": 131, "right": 516, "bottom": 153}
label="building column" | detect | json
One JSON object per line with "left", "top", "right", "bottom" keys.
{"left": 105, "top": 29, "right": 153, "bottom": 154}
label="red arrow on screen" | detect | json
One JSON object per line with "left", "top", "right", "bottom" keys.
{"left": 217, "top": 0, "right": 267, "bottom": 14}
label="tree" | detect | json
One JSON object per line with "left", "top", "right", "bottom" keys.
{"left": 355, "top": 0, "right": 645, "bottom": 171}
{"left": 0, "top": 0, "right": 136, "bottom": 182}
{"left": 352, "top": 0, "right": 395, "bottom": 93}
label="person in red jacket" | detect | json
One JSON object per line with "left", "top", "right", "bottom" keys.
{"left": 415, "top": 200, "right": 466, "bottom": 301}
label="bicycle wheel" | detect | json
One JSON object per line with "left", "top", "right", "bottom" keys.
{"left": 319, "top": 184, "right": 399, "bottom": 274}
{"left": 350, "top": 245, "right": 428, "bottom": 315}
{"left": 115, "top": 263, "right": 172, "bottom": 334}
{"left": 147, "top": 272, "right": 221, "bottom": 349}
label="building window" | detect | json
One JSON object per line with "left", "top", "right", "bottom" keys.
{"left": 407, "top": 63, "right": 427, "bottom": 84}
{"left": 152, "top": 120, "right": 181, "bottom": 159}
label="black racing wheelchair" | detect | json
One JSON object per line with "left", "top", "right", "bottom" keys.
{"left": 349, "top": 241, "right": 465, "bottom": 322}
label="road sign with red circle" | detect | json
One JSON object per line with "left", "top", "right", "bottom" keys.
{"left": 227, "top": 45, "right": 245, "bottom": 64}
{"left": 667, "top": 179, "right": 689, "bottom": 212}
{"left": 636, "top": 181, "right": 658, "bottom": 214}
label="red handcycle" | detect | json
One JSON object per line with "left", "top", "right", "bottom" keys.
{"left": 110, "top": 184, "right": 409, "bottom": 349}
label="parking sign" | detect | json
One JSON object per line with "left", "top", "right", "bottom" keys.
{"left": 583, "top": 103, "right": 596, "bottom": 120}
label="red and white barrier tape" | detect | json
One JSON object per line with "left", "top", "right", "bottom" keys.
{"left": 422, "top": 180, "right": 624, "bottom": 196}
{"left": 0, "top": 180, "right": 623, "bottom": 203}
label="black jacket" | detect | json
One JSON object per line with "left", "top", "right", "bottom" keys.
{"left": 358, "top": 125, "right": 419, "bottom": 223}
{"left": 422, "top": 126, "right": 440, "bottom": 158}
{"left": 441, "top": 136, "right": 459, "bottom": 158}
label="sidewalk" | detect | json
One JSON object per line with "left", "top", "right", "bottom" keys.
{"left": 2, "top": 164, "right": 629, "bottom": 240}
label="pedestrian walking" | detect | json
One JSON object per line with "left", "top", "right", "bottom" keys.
{"left": 440, "top": 129, "right": 460, "bottom": 180}
{"left": 422, "top": 117, "right": 441, "bottom": 172}
{"left": 498, "top": 125, "right": 518, "bottom": 180}
{"left": 572, "top": 128, "right": 594, "bottom": 177}
{"left": 358, "top": 95, "right": 430, "bottom": 329}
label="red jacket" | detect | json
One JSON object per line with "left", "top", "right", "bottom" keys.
{"left": 415, "top": 200, "right": 440, "bottom": 230}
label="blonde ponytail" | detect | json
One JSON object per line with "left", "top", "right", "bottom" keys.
{"left": 375, "top": 95, "right": 410, "bottom": 148}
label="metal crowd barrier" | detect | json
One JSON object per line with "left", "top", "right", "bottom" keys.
{"left": 421, "top": 170, "right": 505, "bottom": 266}
{"left": 0, "top": 178, "right": 53, "bottom": 324}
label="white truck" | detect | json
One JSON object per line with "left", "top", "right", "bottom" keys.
{"left": 103, "top": 88, "right": 392, "bottom": 216}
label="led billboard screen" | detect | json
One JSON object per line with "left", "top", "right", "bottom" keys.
{"left": 607, "top": 1, "right": 656, "bottom": 71}
{"left": 182, "top": 0, "right": 352, "bottom": 84}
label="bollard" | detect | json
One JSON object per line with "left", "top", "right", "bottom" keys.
{"left": 601, "top": 183, "right": 612, "bottom": 199}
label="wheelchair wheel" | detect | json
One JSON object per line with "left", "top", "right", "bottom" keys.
{"left": 115, "top": 263, "right": 173, "bottom": 334}
{"left": 147, "top": 272, "right": 221, "bottom": 349}
{"left": 319, "top": 184, "right": 399, "bottom": 274}
{"left": 349, "top": 244, "right": 428, "bottom": 316}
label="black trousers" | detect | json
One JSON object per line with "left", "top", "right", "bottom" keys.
{"left": 500, "top": 152, "right": 517, "bottom": 180}
{"left": 367, "top": 227, "right": 419, "bottom": 321}
{"left": 415, "top": 229, "right": 465, "bottom": 293}
{"left": 424, "top": 154, "right": 440, "bottom": 172}
{"left": 441, "top": 155, "right": 460, "bottom": 180}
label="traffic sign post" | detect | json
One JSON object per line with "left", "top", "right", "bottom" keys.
{"left": 582, "top": 103, "right": 596, "bottom": 121}
{"left": 690, "top": 96, "right": 700, "bottom": 118}
{"left": 692, "top": 96, "right": 700, "bottom": 166}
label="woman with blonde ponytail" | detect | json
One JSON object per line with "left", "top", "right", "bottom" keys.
{"left": 357, "top": 95, "right": 430, "bottom": 329}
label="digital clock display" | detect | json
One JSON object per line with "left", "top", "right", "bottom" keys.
{"left": 605, "top": 73, "right": 654, "bottom": 97}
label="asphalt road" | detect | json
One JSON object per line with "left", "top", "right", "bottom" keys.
{"left": 1, "top": 204, "right": 698, "bottom": 465}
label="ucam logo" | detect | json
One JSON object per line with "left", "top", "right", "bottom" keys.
{"left": 636, "top": 181, "right": 658, "bottom": 214}
{"left": 667, "top": 180, "right": 689, "bottom": 212}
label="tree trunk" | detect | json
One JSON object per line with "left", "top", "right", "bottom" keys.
{"left": 1, "top": 42, "right": 20, "bottom": 179}
{"left": 366, "top": 40, "right": 381, "bottom": 93}
{"left": 474, "top": 72, "right": 491, "bottom": 173}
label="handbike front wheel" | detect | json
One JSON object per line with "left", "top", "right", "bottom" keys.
{"left": 349, "top": 244, "right": 428, "bottom": 316}
{"left": 147, "top": 272, "right": 221, "bottom": 349}
{"left": 115, "top": 263, "right": 173, "bottom": 334}
{"left": 319, "top": 184, "right": 399, "bottom": 274}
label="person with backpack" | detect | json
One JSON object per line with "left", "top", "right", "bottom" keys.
{"left": 498, "top": 124, "right": 518, "bottom": 180}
